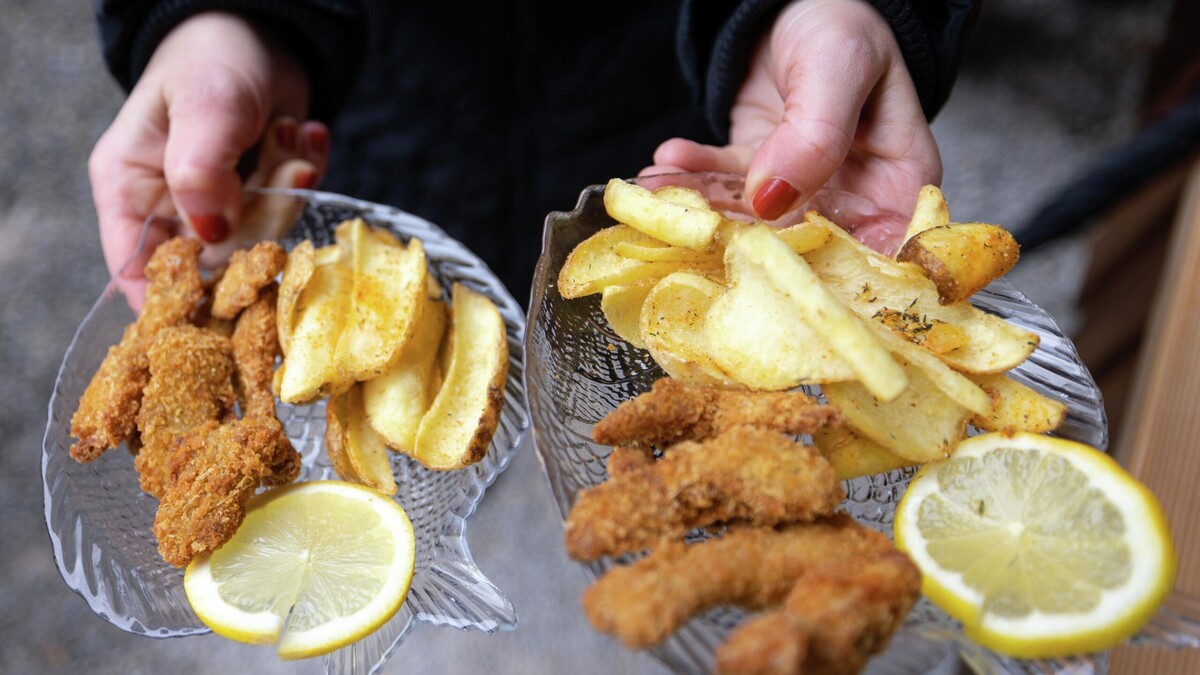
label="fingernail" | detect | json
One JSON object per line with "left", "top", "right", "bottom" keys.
{"left": 294, "top": 169, "right": 317, "bottom": 190}
{"left": 190, "top": 213, "right": 229, "bottom": 242}
{"left": 752, "top": 178, "right": 800, "bottom": 221}
{"left": 305, "top": 127, "right": 329, "bottom": 155}
{"left": 276, "top": 122, "right": 296, "bottom": 151}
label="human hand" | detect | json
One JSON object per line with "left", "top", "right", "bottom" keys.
{"left": 647, "top": 0, "right": 941, "bottom": 252}
{"left": 88, "top": 11, "right": 330, "bottom": 310}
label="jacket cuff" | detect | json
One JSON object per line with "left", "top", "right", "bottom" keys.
{"left": 98, "top": 0, "right": 365, "bottom": 122}
{"left": 678, "top": 0, "right": 790, "bottom": 144}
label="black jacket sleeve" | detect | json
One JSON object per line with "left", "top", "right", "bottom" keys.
{"left": 677, "top": 0, "right": 981, "bottom": 142}
{"left": 94, "top": 0, "right": 367, "bottom": 121}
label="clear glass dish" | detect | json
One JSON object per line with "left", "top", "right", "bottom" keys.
{"left": 524, "top": 172, "right": 1197, "bottom": 674}
{"left": 42, "top": 189, "right": 530, "bottom": 674}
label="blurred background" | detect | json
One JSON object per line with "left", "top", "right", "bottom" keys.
{"left": 1, "top": 0, "right": 1191, "bottom": 673}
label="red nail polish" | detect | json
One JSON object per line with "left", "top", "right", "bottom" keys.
{"left": 276, "top": 122, "right": 296, "bottom": 150}
{"left": 190, "top": 213, "right": 229, "bottom": 242}
{"left": 752, "top": 178, "right": 800, "bottom": 221}
{"left": 294, "top": 169, "right": 317, "bottom": 189}
{"left": 306, "top": 127, "right": 329, "bottom": 155}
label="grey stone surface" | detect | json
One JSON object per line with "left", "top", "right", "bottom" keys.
{"left": 0, "top": 1, "right": 1171, "bottom": 673}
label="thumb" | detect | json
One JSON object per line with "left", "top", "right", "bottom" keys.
{"left": 163, "top": 84, "right": 264, "bottom": 243}
{"left": 746, "top": 51, "right": 879, "bottom": 221}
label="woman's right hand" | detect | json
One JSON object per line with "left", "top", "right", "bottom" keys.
{"left": 89, "top": 11, "right": 329, "bottom": 310}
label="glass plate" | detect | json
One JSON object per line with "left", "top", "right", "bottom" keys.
{"left": 42, "top": 189, "right": 530, "bottom": 674}
{"left": 525, "top": 172, "right": 1195, "bottom": 674}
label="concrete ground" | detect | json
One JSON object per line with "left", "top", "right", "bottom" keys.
{"left": 0, "top": 1, "right": 1172, "bottom": 673}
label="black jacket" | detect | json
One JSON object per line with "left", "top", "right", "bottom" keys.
{"left": 94, "top": 0, "right": 978, "bottom": 300}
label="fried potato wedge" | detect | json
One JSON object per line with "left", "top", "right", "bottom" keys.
{"left": 823, "top": 359, "right": 971, "bottom": 463}
{"left": 334, "top": 218, "right": 428, "bottom": 381}
{"left": 413, "top": 283, "right": 508, "bottom": 470}
{"left": 601, "top": 280, "right": 655, "bottom": 349}
{"left": 363, "top": 294, "right": 448, "bottom": 453}
{"left": 803, "top": 217, "right": 1038, "bottom": 374}
{"left": 558, "top": 225, "right": 703, "bottom": 298}
{"left": 896, "top": 223, "right": 1020, "bottom": 305}
{"left": 968, "top": 372, "right": 1068, "bottom": 434}
{"left": 613, "top": 240, "right": 721, "bottom": 265}
{"left": 325, "top": 383, "right": 397, "bottom": 495}
{"left": 276, "top": 239, "right": 317, "bottom": 354}
{"left": 604, "top": 178, "right": 721, "bottom": 251}
{"left": 639, "top": 271, "right": 738, "bottom": 387}
{"left": 278, "top": 258, "right": 354, "bottom": 404}
{"left": 705, "top": 237, "right": 854, "bottom": 390}
{"left": 653, "top": 185, "right": 710, "bottom": 209}
{"left": 730, "top": 224, "right": 907, "bottom": 401}
{"left": 776, "top": 221, "right": 833, "bottom": 254}
{"left": 900, "top": 184, "right": 951, "bottom": 248}
{"left": 863, "top": 319, "right": 992, "bottom": 417}
{"left": 813, "top": 425, "right": 916, "bottom": 481}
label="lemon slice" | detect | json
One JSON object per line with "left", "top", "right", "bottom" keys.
{"left": 894, "top": 432, "right": 1175, "bottom": 659}
{"left": 184, "top": 480, "right": 416, "bottom": 659}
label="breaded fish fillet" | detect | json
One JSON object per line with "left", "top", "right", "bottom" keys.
{"left": 231, "top": 284, "right": 300, "bottom": 485}
{"left": 605, "top": 445, "right": 654, "bottom": 477}
{"left": 211, "top": 240, "right": 287, "bottom": 320}
{"left": 582, "top": 514, "right": 892, "bottom": 648}
{"left": 715, "top": 550, "right": 921, "bottom": 675}
{"left": 69, "top": 237, "right": 205, "bottom": 462}
{"left": 592, "top": 377, "right": 841, "bottom": 448}
{"left": 565, "top": 427, "right": 843, "bottom": 561}
{"left": 134, "top": 325, "right": 237, "bottom": 498}
{"left": 153, "top": 417, "right": 282, "bottom": 567}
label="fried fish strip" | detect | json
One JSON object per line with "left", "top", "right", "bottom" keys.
{"left": 715, "top": 551, "right": 921, "bottom": 675}
{"left": 70, "top": 237, "right": 205, "bottom": 462}
{"left": 566, "top": 427, "right": 843, "bottom": 561}
{"left": 592, "top": 377, "right": 841, "bottom": 447}
{"left": 582, "top": 515, "right": 891, "bottom": 648}
{"left": 153, "top": 418, "right": 282, "bottom": 566}
{"left": 134, "top": 325, "right": 237, "bottom": 498}
{"left": 210, "top": 240, "right": 287, "bottom": 319}
{"left": 605, "top": 445, "right": 654, "bottom": 477}
{"left": 231, "top": 284, "right": 300, "bottom": 485}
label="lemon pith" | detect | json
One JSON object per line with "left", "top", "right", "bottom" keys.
{"left": 894, "top": 432, "right": 1176, "bottom": 659}
{"left": 184, "top": 481, "right": 416, "bottom": 659}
